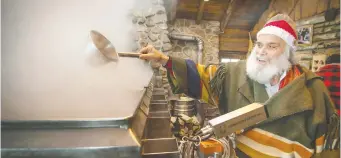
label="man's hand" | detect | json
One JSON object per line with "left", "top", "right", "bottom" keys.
{"left": 138, "top": 45, "right": 169, "bottom": 66}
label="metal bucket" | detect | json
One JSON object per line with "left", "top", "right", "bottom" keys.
{"left": 174, "top": 104, "right": 195, "bottom": 109}
{"left": 171, "top": 97, "right": 196, "bottom": 117}
{"left": 175, "top": 97, "right": 195, "bottom": 105}
{"left": 173, "top": 107, "right": 195, "bottom": 117}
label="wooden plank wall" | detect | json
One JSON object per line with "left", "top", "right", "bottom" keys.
{"left": 296, "top": 14, "right": 340, "bottom": 53}
{"left": 176, "top": 0, "right": 226, "bottom": 21}
{"left": 220, "top": 29, "right": 249, "bottom": 53}
{"left": 176, "top": 0, "right": 339, "bottom": 59}
{"left": 249, "top": 0, "right": 340, "bottom": 70}
{"left": 219, "top": 0, "right": 270, "bottom": 58}
{"left": 295, "top": 13, "right": 339, "bottom": 71}
{"left": 251, "top": 0, "right": 340, "bottom": 38}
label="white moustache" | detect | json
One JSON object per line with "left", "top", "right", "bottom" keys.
{"left": 256, "top": 56, "right": 268, "bottom": 62}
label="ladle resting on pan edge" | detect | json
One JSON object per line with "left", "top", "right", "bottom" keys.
{"left": 90, "top": 30, "right": 141, "bottom": 61}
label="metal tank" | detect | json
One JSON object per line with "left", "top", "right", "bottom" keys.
{"left": 1, "top": 0, "right": 179, "bottom": 157}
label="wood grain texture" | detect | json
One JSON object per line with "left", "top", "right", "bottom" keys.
{"left": 251, "top": 0, "right": 340, "bottom": 38}
{"left": 296, "top": 13, "right": 326, "bottom": 26}
{"left": 313, "top": 32, "right": 340, "bottom": 42}
{"left": 220, "top": 38, "right": 249, "bottom": 43}
{"left": 315, "top": 17, "right": 340, "bottom": 28}
{"left": 177, "top": 0, "right": 270, "bottom": 31}
{"left": 168, "top": 0, "right": 179, "bottom": 24}
{"left": 220, "top": 44, "right": 249, "bottom": 52}
{"left": 220, "top": 29, "right": 249, "bottom": 38}
{"left": 196, "top": 0, "right": 206, "bottom": 24}
{"left": 297, "top": 39, "right": 340, "bottom": 51}
{"left": 314, "top": 24, "right": 340, "bottom": 34}
{"left": 220, "top": 0, "right": 237, "bottom": 31}
{"left": 219, "top": 51, "right": 248, "bottom": 59}
{"left": 177, "top": 0, "right": 340, "bottom": 57}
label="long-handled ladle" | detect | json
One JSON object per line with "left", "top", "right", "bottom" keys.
{"left": 90, "top": 30, "right": 141, "bottom": 61}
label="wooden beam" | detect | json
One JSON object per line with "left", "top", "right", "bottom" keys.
{"left": 296, "top": 39, "right": 340, "bottom": 51}
{"left": 315, "top": 17, "right": 340, "bottom": 28}
{"left": 220, "top": 42, "right": 249, "bottom": 49}
{"left": 219, "top": 51, "right": 247, "bottom": 59}
{"left": 165, "top": 0, "right": 179, "bottom": 24}
{"left": 170, "top": 0, "right": 179, "bottom": 24}
{"left": 176, "top": 10, "right": 197, "bottom": 20}
{"left": 225, "top": 19, "right": 252, "bottom": 30}
{"left": 296, "top": 13, "right": 326, "bottom": 26}
{"left": 220, "top": 43, "right": 249, "bottom": 52}
{"left": 314, "top": 25, "right": 340, "bottom": 34}
{"left": 220, "top": 0, "right": 238, "bottom": 32}
{"left": 220, "top": 51, "right": 247, "bottom": 56}
{"left": 220, "top": 38, "right": 249, "bottom": 43}
{"left": 313, "top": 32, "right": 340, "bottom": 42}
{"left": 196, "top": 0, "right": 206, "bottom": 24}
{"left": 220, "top": 29, "right": 249, "bottom": 38}
{"left": 249, "top": 0, "right": 271, "bottom": 31}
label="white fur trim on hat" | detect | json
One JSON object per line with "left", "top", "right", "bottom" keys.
{"left": 257, "top": 25, "right": 296, "bottom": 48}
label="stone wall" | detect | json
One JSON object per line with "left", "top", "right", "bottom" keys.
{"left": 130, "top": 0, "right": 220, "bottom": 118}
{"left": 168, "top": 19, "right": 220, "bottom": 65}
{"left": 131, "top": 0, "right": 172, "bottom": 53}
{"left": 170, "top": 40, "right": 198, "bottom": 62}
{"left": 131, "top": 2, "right": 220, "bottom": 65}
{"left": 131, "top": 0, "right": 172, "bottom": 97}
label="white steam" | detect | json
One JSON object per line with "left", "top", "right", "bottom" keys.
{"left": 2, "top": 0, "right": 154, "bottom": 120}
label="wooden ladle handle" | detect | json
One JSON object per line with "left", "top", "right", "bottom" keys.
{"left": 118, "top": 52, "right": 141, "bottom": 58}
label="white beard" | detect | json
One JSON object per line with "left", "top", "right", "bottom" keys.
{"left": 246, "top": 48, "right": 291, "bottom": 84}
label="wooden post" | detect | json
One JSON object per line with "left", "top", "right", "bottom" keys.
{"left": 164, "top": 0, "right": 179, "bottom": 24}
{"left": 196, "top": 0, "right": 206, "bottom": 24}
{"left": 220, "top": 0, "right": 238, "bottom": 32}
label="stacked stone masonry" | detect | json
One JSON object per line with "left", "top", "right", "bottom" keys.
{"left": 169, "top": 19, "right": 220, "bottom": 65}
{"left": 132, "top": 0, "right": 172, "bottom": 53}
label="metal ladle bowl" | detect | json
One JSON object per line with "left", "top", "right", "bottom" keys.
{"left": 89, "top": 30, "right": 141, "bottom": 62}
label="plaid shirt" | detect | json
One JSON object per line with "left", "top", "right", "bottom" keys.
{"left": 316, "top": 64, "right": 340, "bottom": 115}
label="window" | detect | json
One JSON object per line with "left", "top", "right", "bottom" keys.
{"left": 221, "top": 58, "right": 240, "bottom": 63}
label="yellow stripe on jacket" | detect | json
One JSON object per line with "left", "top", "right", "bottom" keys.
{"left": 196, "top": 64, "right": 218, "bottom": 105}
{"left": 237, "top": 128, "right": 314, "bottom": 158}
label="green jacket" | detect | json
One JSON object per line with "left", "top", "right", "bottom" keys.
{"left": 166, "top": 56, "right": 339, "bottom": 158}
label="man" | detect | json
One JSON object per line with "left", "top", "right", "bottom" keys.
{"left": 139, "top": 14, "right": 339, "bottom": 157}
{"left": 316, "top": 54, "right": 340, "bottom": 116}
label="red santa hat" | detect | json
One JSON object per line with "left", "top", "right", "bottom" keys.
{"left": 257, "top": 16, "right": 298, "bottom": 50}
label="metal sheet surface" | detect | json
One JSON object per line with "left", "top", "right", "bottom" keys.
{"left": 2, "top": 128, "right": 138, "bottom": 148}
{"left": 2, "top": 128, "right": 140, "bottom": 158}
